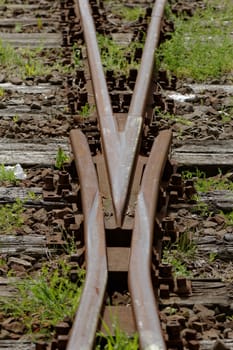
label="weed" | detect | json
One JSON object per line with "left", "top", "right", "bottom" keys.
{"left": 37, "top": 18, "right": 43, "bottom": 31}
{"left": 55, "top": 147, "right": 70, "bottom": 169}
{"left": 98, "top": 34, "right": 144, "bottom": 75}
{"left": 162, "top": 232, "right": 196, "bottom": 277}
{"left": 15, "top": 23, "right": 22, "bottom": 33}
{"left": 78, "top": 103, "right": 94, "bottom": 118}
{"left": 96, "top": 319, "right": 139, "bottom": 350}
{"left": 219, "top": 102, "right": 233, "bottom": 123}
{"left": 0, "top": 257, "right": 7, "bottom": 267}
{"left": 221, "top": 210, "right": 233, "bottom": 226}
{"left": 27, "top": 191, "right": 42, "bottom": 201}
{"left": 226, "top": 314, "right": 233, "bottom": 321}
{"left": 12, "top": 115, "right": 19, "bottom": 123}
{"left": 158, "top": 0, "right": 233, "bottom": 80}
{"left": 157, "top": 111, "right": 193, "bottom": 126}
{"left": 176, "top": 231, "right": 196, "bottom": 255}
{"left": 0, "top": 41, "right": 73, "bottom": 79}
{"left": 112, "top": 4, "right": 145, "bottom": 22}
{"left": 0, "top": 87, "right": 5, "bottom": 98}
{"left": 163, "top": 306, "right": 178, "bottom": 316}
{"left": 0, "top": 198, "right": 24, "bottom": 234}
{"left": 72, "top": 43, "right": 82, "bottom": 67}
{"left": 182, "top": 169, "right": 233, "bottom": 192}
{"left": 1, "top": 260, "right": 85, "bottom": 340}
{"left": 0, "top": 164, "right": 18, "bottom": 184}
{"left": 209, "top": 252, "right": 217, "bottom": 263}
{"left": 191, "top": 197, "right": 210, "bottom": 218}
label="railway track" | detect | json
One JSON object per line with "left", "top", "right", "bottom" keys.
{"left": 64, "top": 0, "right": 172, "bottom": 348}
{"left": 0, "top": 0, "right": 233, "bottom": 349}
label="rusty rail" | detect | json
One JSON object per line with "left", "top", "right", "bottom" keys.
{"left": 78, "top": 0, "right": 167, "bottom": 226}
{"left": 67, "top": 0, "right": 170, "bottom": 349}
{"left": 129, "top": 130, "right": 172, "bottom": 350}
{"left": 68, "top": 130, "right": 108, "bottom": 350}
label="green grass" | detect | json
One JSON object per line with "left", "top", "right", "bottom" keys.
{"left": 55, "top": 147, "right": 70, "bottom": 170}
{"left": 103, "top": 1, "right": 146, "bottom": 22}
{"left": 183, "top": 169, "right": 233, "bottom": 192}
{"left": 0, "top": 198, "right": 24, "bottom": 234}
{"left": 96, "top": 320, "right": 139, "bottom": 350}
{"left": 1, "top": 260, "right": 84, "bottom": 340}
{"left": 0, "top": 87, "right": 5, "bottom": 97}
{"left": 219, "top": 101, "right": 233, "bottom": 124}
{"left": 162, "top": 232, "right": 196, "bottom": 277}
{"left": 78, "top": 103, "right": 95, "bottom": 118}
{"left": 72, "top": 43, "right": 83, "bottom": 68}
{"left": 0, "top": 41, "right": 72, "bottom": 79}
{"left": 159, "top": 0, "right": 233, "bottom": 80}
{"left": 98, "top": 34, "right": 144, "bottom": 75}
{"left": 0, "top": 164, "right": 18, "bottom": 184}
{"left": 220, "top": 210, "right": 233, "bottom": 226}
{"left": 156, "top": 110, "right": 193, "bottom": 126}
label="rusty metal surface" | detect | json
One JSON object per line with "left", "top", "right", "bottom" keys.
{"left": 67, "top": 130, "right": 107, "bottom": 350}
{"left": 77, "top": 0, "right": 167, "bottom": 226}
{"left": 69, "top": 0, "right": 169, "bottom": 348}
{"left": 129, "top": 130, "right": 172, "bottom": 350}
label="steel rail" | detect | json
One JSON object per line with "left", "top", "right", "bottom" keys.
{"left": 67, "top": 130, "right": 108, "bottom": 350}
{"left": 77, "top": 0, "right": 167, "bottom": 226}
{"left": 68, "top": 0, "right": 169, "bottom": 348}
{"left": 128, "top": 129, "right": 172, "bottom": 350}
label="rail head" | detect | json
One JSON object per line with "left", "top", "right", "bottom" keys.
{"left": 129, "top": 130, "right": 172, "bottom": 350}
{"left": 67, "top": 130, "right": 107, "bottom": 350}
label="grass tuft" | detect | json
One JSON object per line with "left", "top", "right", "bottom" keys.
{"left": 0, "top": 198, "right": 24, "bottom": 234}
{"left": 1, "top": 260, "right": 85, "bottom": 340}
{"left": 158, "top": 0, "right": 233, "bottom": 80}
{"left": 162, "top": 232, "right": 196, "bottom": 277}
{"left": 98, "top": 34, "right": 144, "bottom": 75}
{"left": 0, "top": 164, "right": 18, "bottom": 184}
{"left": 96, "top": 319, "right": 139, "bottom": 350}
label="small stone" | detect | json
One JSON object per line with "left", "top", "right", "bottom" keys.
{"left": 223, "top": 233, "right": 233, "bottom": 242}
{"left": 10, "top": 77, "right": 23, "bottom": 85}
{"left": 31, "top": 102, "right": 42, "bottom": 110}
{"left": 192, "top": 321, "right": 205, "bottom": 332}
{"left": 212, "top": 340, "right": 230, "bottom": 350}
{"left": 49, "top": 76, "right": 62, "bottom": 85}
{"left": 22, "top": 225, "right": 33, "bottom": 234}
{"left": 203, "top": 220, "right": 217, "bottom": 228}
{"left": 8, "top": 257, "right": 32, "bottom": 268}
{"left": 216, "top": 229, "right": 227, "bottom": 238}
{"left": 0, "top": 329, "right": 10, "bottom": 340}
{"left": 0, "top": 74, "right": 6, "bottom": 83}
{"left": 203, "top": 328, "right": 220, "bottom": 340}
{"left": 36, "top": 76, "right": 47, "bottom": 84}
{"left": 20, "top": 254, "right": 36, "bottom": 263}
{"left": 203, "top": 228, "right": 215, "bottom": 235}
{"left": 2, "top": 318, "right": 25, "bottom": 333}
{"left": 0, "top": 6, "right": 7, "bottom": 12}
{"left": 193, "top": 304, "right": 215, "bottom": 319}
{"left": 212, "top": 214, "right": 226, "bottom": 225}
{"left": 32, "top": 208, "right": 47, "bottom": 223}
{"left": 13, "top": 8, "right": 24, "bottom": 15}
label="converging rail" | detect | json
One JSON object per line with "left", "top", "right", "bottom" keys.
{"left": 67, "top": 0, "right": 171, "bottom": 349}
